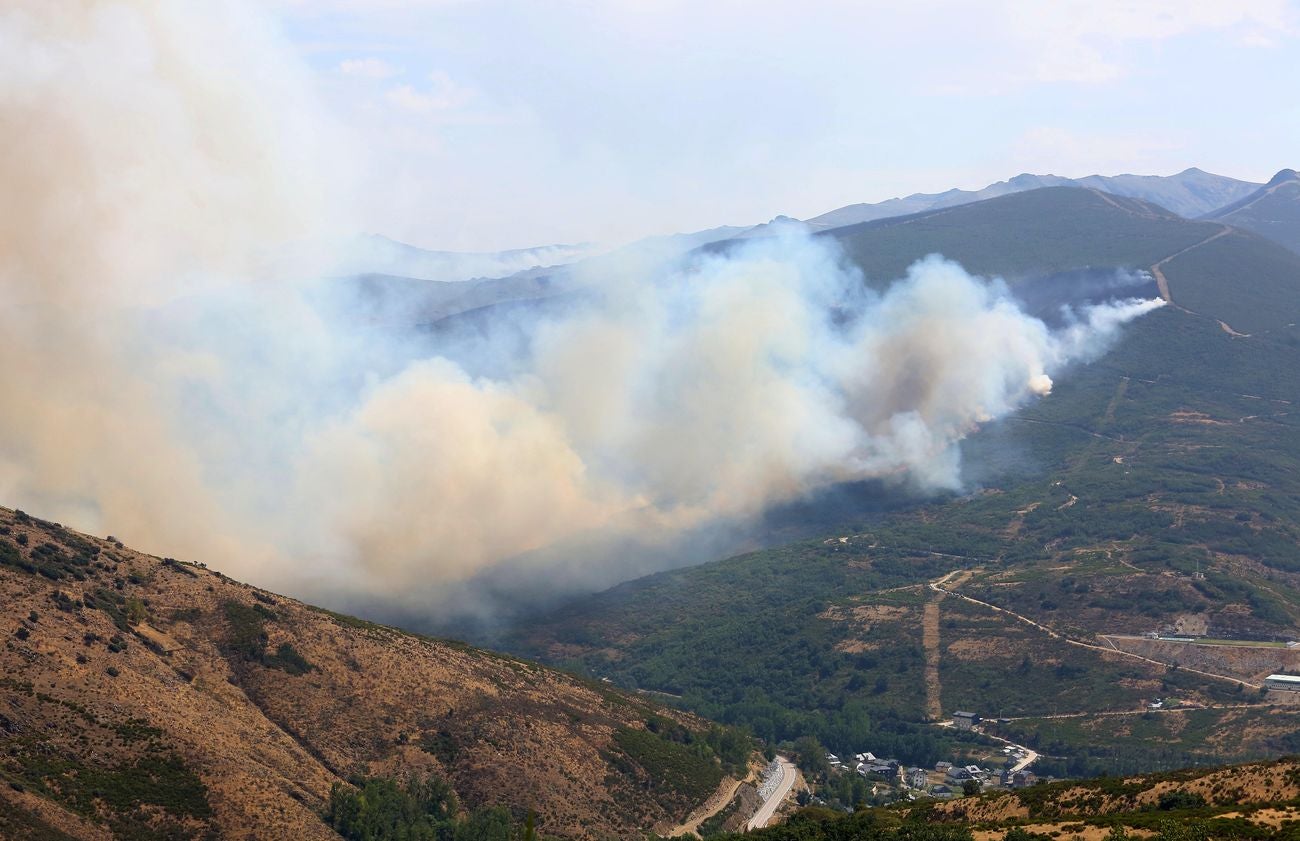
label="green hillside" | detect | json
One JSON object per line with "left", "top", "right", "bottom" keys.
{"left": 1205, "top": 169, "right": 1300, "bottom": 256}
{"left": 507, "top": 187, "right": 1300, "bottom": 778}
{"left": 822, "top": 187, "right": 1216, "bottom": 282}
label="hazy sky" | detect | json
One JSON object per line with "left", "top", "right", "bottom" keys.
{"left": 275, "top": 0, "right": 1300, "bottom": 251}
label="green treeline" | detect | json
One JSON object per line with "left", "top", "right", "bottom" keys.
{"left": 327, "top": 774, "right": 545, "bottom": 841}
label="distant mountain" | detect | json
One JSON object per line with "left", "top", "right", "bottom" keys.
{"left": 1204, "top": 168, "right": 1300, "bottom": 254}
{"left": 339, "top": 234, "right": 601, "bottom": 283}
{"left": 347, "top": 169, "right": 1263, "bottom": 288}
{"left": 804, "top": 168, "right": 1261, "bottom": 229}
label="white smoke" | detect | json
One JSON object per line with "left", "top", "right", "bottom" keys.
{"left": 0, "top": 1, "right": 1165, "bottom": 621}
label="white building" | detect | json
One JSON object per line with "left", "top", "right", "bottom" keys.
{"left": 1265, "top": 673, "right": 1300, "bottom": 691}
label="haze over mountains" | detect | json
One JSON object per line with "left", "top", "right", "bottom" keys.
{"left": 351, "top": 168, "right": 1274, "bottom": 285}
{"left": 801, "top": 167, "right": 1263, "bottom": 231}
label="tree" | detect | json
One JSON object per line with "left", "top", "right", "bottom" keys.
{"left": 125, "top": 597, "right": 147, "bottom": 626}
{"left": 1003, "top": 829, "right": 1041, "bottom": 841}
{"left": 1153, "top": 820, "right": 1209, "bottom": 841}
{"left": 961, "top": 779, "right": 981, "bottom": 797}
{"left": 793, "top": 735, "right": 830, "bottom": 779}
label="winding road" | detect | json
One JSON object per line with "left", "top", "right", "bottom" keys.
{"left": 747, "top": 757, "right": 797, "bottom": 831}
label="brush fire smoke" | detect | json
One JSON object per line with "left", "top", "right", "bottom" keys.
{"left": 0, "top": 1, "right": 1164, "bottom": 622}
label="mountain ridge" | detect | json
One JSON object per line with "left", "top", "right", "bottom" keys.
{"left": 1203, "top": 168, "right": 1300, "bottom": 255}
{"left": 803, "top": 168, "right": 1260, "bottom": 231}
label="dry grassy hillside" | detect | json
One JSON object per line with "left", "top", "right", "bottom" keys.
{"left": 923, "top": 755, "right": 1300, "bottom": 837}
{"left": 0, "top": 507, "right": 737, "bottom": 840}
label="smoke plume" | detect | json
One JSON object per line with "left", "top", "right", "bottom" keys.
{"left": 0, "top": 1, "right": 1164, "bottom": 623}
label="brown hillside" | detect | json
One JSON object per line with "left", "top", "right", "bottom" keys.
{"left": 0, "top": 507, "right": 730, "bottom": 840}
{"left": 927, "top": 755, "right": 1300, "bottom": 829}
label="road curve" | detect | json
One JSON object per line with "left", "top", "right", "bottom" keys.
{"left": 748, "top": 757, "right": 797, "bottom": 831}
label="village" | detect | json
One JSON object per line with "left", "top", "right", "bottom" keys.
{"left": 821, "top": 710, "right": 1041, "bottom": 803}
{"left": 812, "top": 670, "right": 1300, "bottom": 808}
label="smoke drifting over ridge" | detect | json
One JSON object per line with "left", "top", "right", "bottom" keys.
{"left": 0, "top": 2, "right": 1164, "bottom": 622}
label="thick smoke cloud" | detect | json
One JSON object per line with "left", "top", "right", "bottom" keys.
{"left": 0, "top": 1, "right": 1164, "bottom": 623}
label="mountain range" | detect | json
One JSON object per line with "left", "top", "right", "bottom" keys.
{"left": 802, "top": 167, "right": 1263, "bottom": 230}
{"left": 349, "top": 168, "right": 1273, "bottom": 285}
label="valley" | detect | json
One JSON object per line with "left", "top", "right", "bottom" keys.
{"left": 506, "top": 184, "right": 1300, "bottom": 792}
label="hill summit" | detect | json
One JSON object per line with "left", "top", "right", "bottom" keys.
{"left": 1205, "top": 167, "right": 1300, "bottom": 254}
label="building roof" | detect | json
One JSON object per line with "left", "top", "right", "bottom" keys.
{"left": 1267, "top": 673, "right": 1300, "bottom": 683}
{"left": 953, "top": 710, "right": 977, "bottom": 718}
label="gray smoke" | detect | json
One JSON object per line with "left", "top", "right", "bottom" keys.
{"left": 0, "top": 1, "right": 1165, "bottom": 623}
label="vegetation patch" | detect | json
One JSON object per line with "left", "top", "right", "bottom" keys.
{"left": 221, "top": 600, "right": 316, "bottom": 675}
{"left": 612, "top": 726, "right": 725, "bottom": 807}
{"left": 5, "top": 752, "right": 214, "bottom": 840}
{"left": 327, "top": 773, "right": 546, "bottom": 841}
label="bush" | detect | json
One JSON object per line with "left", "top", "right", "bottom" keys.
{"left": 1155, "top": 790, "right": 1206, "bottom": 811}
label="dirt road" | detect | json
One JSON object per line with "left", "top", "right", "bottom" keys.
{"left": 928, "top": 576, "right": 1259, "bottom": 690}
{"left": 664, "top": 776, "right": 744, "bottom": 838}
{"left": 1150, "top": 225, "right": 1231, "bottom": 306}
{"left": 999, "top": 702, "right": 1269, "bottom": 722}
{"left": 924, "top": 569, "right": 971, "bottom": 721}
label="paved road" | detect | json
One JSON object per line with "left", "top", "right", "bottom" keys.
{"left": 747, "top": 757, "right": 797, "bottom": 831}
{"left": 955, "top": 725, "right": 1038, "bottom": 773}
{"left": 1008, "top": 746, "right": 1038, "bottom": 773}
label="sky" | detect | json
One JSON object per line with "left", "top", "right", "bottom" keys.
{"left": 274, "top": 0, "right": 1300, "bottom": 252}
